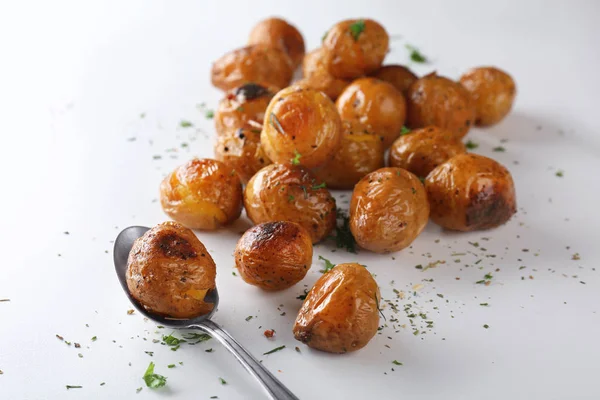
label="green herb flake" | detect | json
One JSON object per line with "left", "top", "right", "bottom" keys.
{"left": 349, "top": 20, "right": 366, "bottom": 41}
{"left": 297, "top": 289, "right": 309, "bottom": 300}
{"left": 392, "top": 360, "right": 403, "bottom": 366}
{"left": 211, "top": 397, "right": 219, "bottom": 399}
{"left": 483, "top": 324, "right": 489, "bottom": 329}
{"left": 167, "top": 364, "right": 176, "bottom": 369}
{"left": 219, "top": 377, "right": 227, "bottom": 385}
{"left": 480, "top": 303, "right": 489, "bottom": 306}
{"left": 263, "top": 345, "right": 286, "bottom": 355}
{"left": 493, "top": 146, "right": 506, "bottom": 152}
{"left": 401, "top": 126, "right": 411, "bottom": 135}
{"left": 232, "top": 271, "right": 237, "bottom": 276}
{"left": 465, "top": 140, "right": 479, "bottom": 150}
{"left": 311, "top": 182, "right": 326, "bottom": 190}
{"left": 179, "top": 120, "right": 193, "bottom": 128}
{"left": 291, "top": 150, "right": 302, "bottom": 165}
{"left": 100, "top": 382, "right": 105, "bottom": 386}
{"left": 556, "top": 170, "right": 564, "bottom": 177}
{"left": 205, "top": 348, "right": 213, "bottom": 353}
{"left": 205, "top": 110, "right": 214, "bottom": 119}
{"left": 245, "top": 316, "right": 253, "bottom": 321}
{"left": 182, "top": 332, "right": 212, "bottom": 344}
{"left": 66, "top": 385, "right": 82, "bottom": 389}
{"left": 162, "top": 333, "right": 186, "bottom": 347}
{"left": 136, "top": 387, "right": 143, "bottom": 393}
{"left": 321, "top": 31, "right": 329, "bottom": 42}
{"left": 140, "top": 113, "right": 146, "bottom": 119}
{"left": 91, "top": 336, "right": 97, "bottom": 341}
{"left": 318, "top": 255, "right": 336, "bottom": 273}
{"left": 405, "top": 44, "right": 427, "bottom": 63}
{"left": 288, "top": 195, "right": 295, "bottom": 202}
{"left": 143, "top": 362, "right": 167, "bottom": 388}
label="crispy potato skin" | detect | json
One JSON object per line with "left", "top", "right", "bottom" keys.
{"left": 215, "top": 83, "right": 277, "bottom": 136}
{"left": 261, "top": 86, "right": 342, "bottom": 168}
{"left": 350, "top": 168, "right": 429, "bottom": 253}
{"left": 313, "top": 121, "right": 385, "bottom": 189}
{"left": 388, "top": 126, "right": 466, "bottom": 178}
{"left": 459, "top": 67, "right": 516, "bottom": 126}
{"left": 336, "top": 77, "right": 406, "bottom": 148}
{"left": 322, "top": 19, "right": 389, "bottom": 79}
{"left": 293, "top": 263, "right": 380, "bottom": 353}
{"left": 211, "top": 45, "right": 293, "bottom": 91}
{"left": 248, "top": 17, "right": 305, "bottom": 69}
{"left": 406, "top": 73, "right": 476, "bottom": 139}
{"left": 371, "top": 65, "right": 418, "bottom": 96}
{"left": 244, "top": 164, "right": 336, "bottom": 243}
{"left": 126, "top": 221, "right": 217, "bottom": 319}
{"left": 214, "top": 128, "right": 272, "bottom": 183}
{"left": 296, "top": 48, "right": 350, "bottom": 100}
{"left": 235, "top": 221, "right": 313, "bottom": 290}
{"left": 160, "top": 159, "right": 243, "bottom": 230}
{"left": 425, "top": 153, "right": 516, "bottom": 231}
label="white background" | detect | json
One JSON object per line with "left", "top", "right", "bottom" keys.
{"left": 1, "top": 0, "right": 600, "bottom": 399}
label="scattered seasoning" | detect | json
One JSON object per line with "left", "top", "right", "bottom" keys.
{"left": 145, "top": 351, "right": 154, "bottom": 356}
{"left": 91, "top": 336, "right": 97, "bottom": 341}
{"left": 349, "top": 20, "right": 366, "bottom": 41}
{"left": 296, "top": 289, "right": 309, "bottom": 300}
{"left": 74, "top": 343, "right": 81, "bottom": 348}
{"left": 136, "top": 387, "right": 143, "bottom": 393}
{"left": 311, "top": 182, "right": 326, "bottom": 190}
{"left": 163, "top": 333, "right": 186, "bottom": 347}
{"left": 288, "top": 195, "right": 295, "bottom": 202}
{"left": 219, "top": 377, "right": 227, "bottom": 385}
{"left": 66, "top": 385, "right": 82, "bottom": 389}
{"left": 264, "top": 329, "right": 275, "bottom": 338}
{"left": 140, "top": 113, "right": 146, "bottom": 119}
{"left": 205, "top": 110, "right": 214, "bottom": 119}
{"left": 572, "top": 253, "right": 581, "bottom": 260}
{"left": 291, "top": 150, "right": 302, "bottom": 165}
{"left": 295, "top": 346, "right": 301, "bottom": 353}
{"left": 210, "top": 397, "right": 219, "bottom": 399}
{"left": 245, "top": 316, "right": 254, "bottom": 322}
{"left": 476, "top": 273, "right": 493, "bottom": 285}
{"left": 78, "top": 353, "right": 83, "bottom": 358}
{"left": 263, "top": 345, "right": 286, "bottom": 355}
{"left": 179, "top": 120, "right": 193, "bottom": 128}
{"left": 493, "top": 146, "right": 506, "bottom": 152}
{"left": 483, "top": 324, "right": 489, "bottom": 329}
{"left": 100, "top": 382, "right": 105, "bottom": 386}
{"left": 555, "top": 170, "right": 564, "bottom": 177}
{"left": 127, "top": 309, "right": 135, "bottom": 315}
{"left": 232, "top": 271, "right": 237, "bottom": 276}
{"left": 182, "top": 332, "right": 211, "bottom": 344}
{"left": 405, "top": 44, "right": 427, "bottom": 63}
{"left": 143, "top": 362, "right": 167, "bottom": 388}
{"left": 392, "top": 360, "right": 403, "bottom": 366}
{"left": 465, "top": 140, "right": 479, "bottom": 150}
{"left": 436, "top": 294, "right": 444, "bottom": 298}
{"left": 318, "top": 255, "right": 336, "bottom": 273}
{"left": 205, "top": 348, "right": 214, "bottom": 353}
{"left": 400, "top": 126, "right": 411, "bottom": 135}
{"left": 269, "top": 113, "right": 285, "bottom": 135}
{"left": 333, "top": 208, "right": 357, "bottom": 253}
{"left": 480, "top": 303, "right": 489, "bottom": 306}
{"left": 56, "top": 334, "right": 64, "bottom": 341}
{"left": 167, "top": 364, "right": 176, "bottom": 369}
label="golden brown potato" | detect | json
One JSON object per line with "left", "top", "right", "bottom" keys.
{"left": 235, "top": 221, "right": 313, "bottom": 291}
{"left": 336, "top": 77, "right": 406, "bottom": 148}
{"left": 293, "top": 263, "right": 380, "bottom": 353}
{"left": 215, "top": 83, "right": 277, "bottom": 136}
{"left": 248, "top": 17, "right": 305, "bottom": 69}
{"left": 214, "top": 128, "right": 272, "bottom": 183}
{"left": 371, "top": 64, "right": 418, "bottom": 96}
{"left": 160, "top": 158, "right": 243, "bottom": 230}
{"left": 261, "top": 86, "right": 342, "bottom": 168}
{"left": 244, "top": 164, "right": 336, "bottom": 243}
{"left": 296, "top": 48, "right": 350, "bottom": 100}
{"left": 425, "top": 153, "right": 517, "bottom": 231}
{"left": 322, "top": 19, "right": 389, "bottom": 79}
{"left": 406, "top": 72, "right": 476, "bottom": 139}
{"left": 350, "top": 168, "right": 429, "bottom": 253}
{"left": 126, "top": 221, "right": 216, "bottom": 319}
{"left": 313, "top": 121, "right": 384, "bottom": 189}
{"left": 459, "top": 67, "right": 517, "bottom": 126}
{"left": 211, "top": 45, "right": 293, "bottom": 92}
{"left": 388, "top": 126, "right": 466, "bottom": 178}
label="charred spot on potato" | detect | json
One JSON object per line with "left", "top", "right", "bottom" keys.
{"left": 235, "top": 83, "right": 270, "bottom": 101}
{"left": 466, "top": 185, "right": 515, "bottom": 229}
{"left": 158, "top": 234, "right": 197, "bottom": 260}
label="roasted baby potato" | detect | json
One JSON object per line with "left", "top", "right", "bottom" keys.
{"left": 336, "top": 77, "right": 406, "bottom": 148}
{"left": 126, "top": 221, "right": 217, "bottom": 319}
{"left": 293, "top": 263, "right": 380, "bottom": 353}
{"left": 235, "top": 221, "right": 313, "bottom": 291}
{"left": 388, "top": 126, "right": 466, "bottom": 178}
{"left": 371, "top": 64, "right": 418, "bottom": 96}
{"left": 160, "top": 158, "right": 243, "bottom": 230}
{"left": 261, "top": 86, "right": 342, "bottom": 168}
{"left": 215, "top": 83, "right": 277, "bottom": 136}
{"left": 406, "top": 72, "right": 475, "bottom": 139}
{"left": 322, "top": 19, "right": 389, "bottom": 79}
{"left": 248, "top": 17, "right": 305, "bottom": 69}
{"left": 425, "top": 153, "right": 516, "bottom": 231}
{"left": 211, "top": 45, "right": 293, "bottom": 92}
{"left": 297, "top": 48, "right": 350, "bottom": 100}
{"left": 214, "top": 128, "right": 271, "bottom": 183}
{"left": 350, "top": 168, "right": 429, "bottom": 253}
{"left": 313, "top": 121, "right": 385, "bottom": 189}
{"left": 244, "top": 164, "right": 336, "bottom": 243}
{"left": 459, "top": 67, "right": 517, "bottom": 126}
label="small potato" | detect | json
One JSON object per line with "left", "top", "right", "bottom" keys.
{"left": 244, "top": 164, "right": 336, "bottom": 243}
{"left": 336, "top": 77, "right": 406, "bottom": 148}
{"left": 459, "top": 67, "right": 517, "bottom": 126}
{"left": 235, "top": 221, "right": 313, "bottom": 291}
{"left": 313, "top": 121, "right": 385, "bottom": 189}
{"left": 214, "top": 128, "right": 272, "bottom": 183}
{"left": 126, "top": 221, "right": 216, "bottom": 319}
{"left": 211, "top": 45, "right": 293, "bottom": 92}
{"left": 322, "top": 19, "right": 389, "bottom": 79}
{"left": 296, "top": 48, "right": 350, "bottom": 100}
{"left": 406, "top": 72, "right": 476, "bottom": 139}
{"left": 293, "top": 263, "right": 380, "bottom": 353}
{"left": 215, "top": 83, "right": 277, "bottom": 136}
{"left": 350, "top": 168, "right": 429, "bottom": 253}
{"left": 425, "top": 153, "right": 516, "bottom": 231}
{"left": 248, "top": 17, "right": 305, "bottom": 69}
{"left": 388, "top": 126, "right": 466, "bottom": 178}
{"left": 261, "top": 86, "right": 342, "bottom": 168}
{"left": 371, "top": 64, "right": 418, "bottom": 96}
{"left": 160, "top": 158, "right": 243, "bottom": 230}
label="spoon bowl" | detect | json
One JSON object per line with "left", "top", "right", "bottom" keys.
{"left": 113, "top": 225, "right": 299, "bottom": 400}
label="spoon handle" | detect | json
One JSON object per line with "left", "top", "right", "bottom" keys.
{"left": 189, "top": 320, "right": 300, "bottom": 400}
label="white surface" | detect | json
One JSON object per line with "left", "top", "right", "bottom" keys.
{"left": 1, "top": 1, "right": 600, "bottom": 399}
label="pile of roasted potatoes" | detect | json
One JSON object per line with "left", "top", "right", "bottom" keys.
{"left": 127, "top": 17, "right": 517, "bottom": 354}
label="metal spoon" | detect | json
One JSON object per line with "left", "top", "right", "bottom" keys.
{"left": 114, "top": 226, "right": 299, "bottom": 400}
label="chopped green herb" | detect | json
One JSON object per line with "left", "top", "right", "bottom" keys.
{"left": 269, "top": 113, "right": 285, "bottom": 135}
{"left": 205, "top": 348, "right": 213, "bottom": 353}
{"left": 263, "top": 345, "right": 286, "bottom": 355}
{"left": 321, "top": 30, "right": 329, "bottom": 42}
{"left": 182, "top": 332, "right": 211, "bottom": 344}
{"left": 483, "top": 324, "right": 489, "bottom": 329}
{"left": 167, "top": 364, "right": 175, "bottom": 369}
{"left": 205, "top": 110, "right": 214, "bottom": 119}
{"left": 100, "top": 382, "right": 105, "bottom": 386}
{"left": 392, "top": 360, "right": 403, "bottom": 366}
{"left": 143, "top": 362, "right": 167, "bottom": 388}
{"left": 91, "top": 336, "right": 97, "bottom": 341}
{"left": 436, "top": 294, "right": 444, "bottom": 298}
{"left": 145, "top": 351, "right": 154, "bottom": 356}
{"left": 296, "top": 289, "right": 309, "bottom": 300}
{"left": 401, "top": 126, "right": 411, "bottom": 135}
{"left": 318, "top": 255, "right": 336, "bottom": 273}
{"left": 493, "top": 146, "right": 506, "bottom": 152}
{"left": 179, "top": 120, "right": 193, "bottom": 128}
{"left": 170, "top": 345, "right": 180, "bottom": 351}
{"left": 480, "top": 303, "right": 489, "bottom": 306}
{"left": 465, "top": 140, "right": 479, "bottom": 149}
{"left": 291, "top": 150, "right": 302, "bottom": 165}
{"left": 162, "top": 334, "right": 186, "bottom": 347}
{"left": 555, "top": 170, "right": 564, "bottom": 177}
{"left": 311, "top": 182, "right": 326, "bottom": 190}
{"left": 415, "top": 264, "right": 423, "bottom": 270}
{"left": 245, "top": 316, "right": 253, "bottom": 321}
{"left": 66, "top": 385, "right": 82, "bottom": 389}
{"left": 78, "top": 353, "right": 83, "bottom": 358}
{"left": 219, "top": 377, "right": 227, "bottom": 385}
{"left": 405, "top": 44, "right": 427, "bottom": 63}
{"left": 140, "top": 113, "right": 146, "bottom": 119}
{"left": 288, "top": 195, "right": 295, "bottom": 202}
{"left": 211, "top": 397, "right": 219, "bottom": 399}
{"left": 136, "top": 387, "right": 143, "bottom": 393}
{"left": 349, "top": 20, "right": 366, "bottom": 41}
{"left": 232, "top": 271, "right": 237, "bottom": 276}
